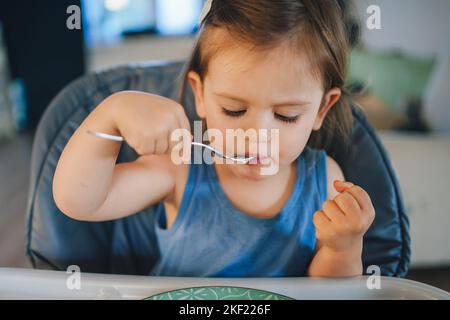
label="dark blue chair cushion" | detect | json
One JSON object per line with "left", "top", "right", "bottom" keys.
{"left": 25, "top": 61, "right": 410, "bottom": 277}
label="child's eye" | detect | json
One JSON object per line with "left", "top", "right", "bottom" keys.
{"left": 222, "top": 108, "right": 246, "bottom": 117}
{"left": 222, "top": 108, "right": 299, "bottom": 123}
{"left": 274, "top": 113, "right": 300, "bottom": 123}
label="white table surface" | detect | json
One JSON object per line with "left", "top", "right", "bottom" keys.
{"left": 0, "top": 268, "right": 449, "bottom": 300}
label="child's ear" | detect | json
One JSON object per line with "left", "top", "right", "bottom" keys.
{"left": 312, "top": 87, "right": 341, "bottom": 131}
{"left": 187, "top": 71, "right": 206, "bottom": 118}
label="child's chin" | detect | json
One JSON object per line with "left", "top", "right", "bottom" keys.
{"left": 232, "top": 165, "right": 268, "bottom": 181}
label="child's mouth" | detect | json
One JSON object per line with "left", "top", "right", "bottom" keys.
{"left": 243, "top": 153, "right": 270, "bottom": 165}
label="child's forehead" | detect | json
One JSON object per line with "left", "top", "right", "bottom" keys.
{"left": 207, "top": 43, "right": 318, "bottom": 90}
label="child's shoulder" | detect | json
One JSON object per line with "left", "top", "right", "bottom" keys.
{"left": 302, "top": 147, "right": 344, "bottom": 199}
{"left": 325, "top": 155, "right": 344, "bottom": 199}
{"left": 302, "top": 147, "right": 343, "bottom": 199}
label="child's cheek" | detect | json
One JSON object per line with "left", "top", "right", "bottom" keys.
{"left": 278, "top": 131, "right": 309, "bottom": 163}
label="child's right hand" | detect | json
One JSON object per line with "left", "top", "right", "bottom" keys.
{"left": 53, "top": 90, "right": 192, "bottom": 222}
{"left": 111, "top": 91, "right": 192, "bottom": 158}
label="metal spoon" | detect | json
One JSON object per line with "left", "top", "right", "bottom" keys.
{"left": 86, "top": 130, "right": 254, "bottom": 163}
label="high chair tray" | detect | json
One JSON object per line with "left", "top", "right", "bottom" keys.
{"left": 0, "top": 267, "right": 448, "bottom": 300}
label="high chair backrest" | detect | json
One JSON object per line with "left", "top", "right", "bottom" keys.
{"left": 25, "top": 61, "right": 410, "bottom": 277}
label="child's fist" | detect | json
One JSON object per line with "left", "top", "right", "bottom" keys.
{"left": 312, "top": 181, "right": 375, "bottom": 253}
{"left": 110, "top": 91, "right": 192, "bottom": 158}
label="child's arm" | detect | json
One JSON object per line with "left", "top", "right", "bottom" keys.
{"left": 307, "top": 157, "right": 376, "bottom": 277}
{"left": 52, "top": 91, "right": 191, "bottom": 222}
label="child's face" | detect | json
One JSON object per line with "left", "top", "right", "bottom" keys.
{"left": 188, "top": 31, "right": 341, "bottom": 180}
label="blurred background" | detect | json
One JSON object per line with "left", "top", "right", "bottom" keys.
{"left": 0, "top": 0, "right": 449, "bottom": 290}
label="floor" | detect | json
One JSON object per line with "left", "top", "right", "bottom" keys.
{"left": 0, "top": 131, "right": 449, "bottom": 293}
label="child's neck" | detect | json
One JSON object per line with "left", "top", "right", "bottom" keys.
{"left": 213, "top": 160, "right": 297, "bottom": 217}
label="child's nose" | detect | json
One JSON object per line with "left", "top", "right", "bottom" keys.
{"left": 243, "top": 112, "right": 274, "bottom": 140}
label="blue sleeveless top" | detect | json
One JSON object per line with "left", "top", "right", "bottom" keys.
{"left": 150, "top": 147, "right": 327, "bottom": 277}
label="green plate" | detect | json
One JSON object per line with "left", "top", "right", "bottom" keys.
{"left": 144, "top": 286, "right": 293, "bottom": 300}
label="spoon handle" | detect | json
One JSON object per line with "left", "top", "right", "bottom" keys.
{"left": 86, "top": 130, "right": 253, "bottom": 163}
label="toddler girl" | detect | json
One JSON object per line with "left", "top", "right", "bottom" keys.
{"left": 53, "top": 0, "right": 375, "bottom": 277}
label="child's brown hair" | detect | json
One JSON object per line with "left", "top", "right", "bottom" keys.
{"left": 179, "top": 0, "right": 353, "bottom": 152}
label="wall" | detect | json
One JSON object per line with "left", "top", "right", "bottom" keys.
{"left": 354, "top": 0, "right": 450, "bottom": 58}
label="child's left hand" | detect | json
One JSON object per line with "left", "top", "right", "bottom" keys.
{"left": 313, "top": 181, "right": 376, "bottom": 254}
